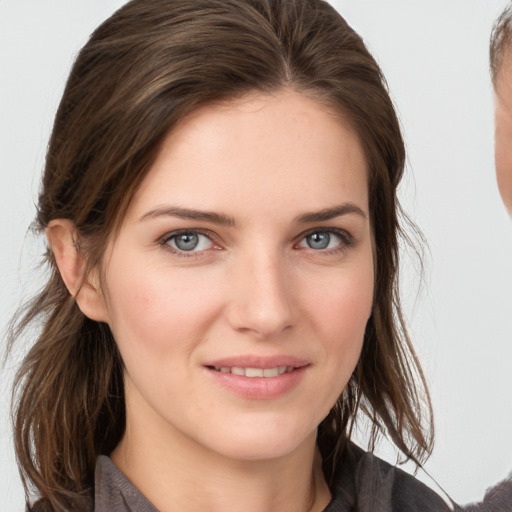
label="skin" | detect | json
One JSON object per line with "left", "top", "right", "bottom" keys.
{"left": 494, "top": 51, "right": 512, "bottom": 215}
{"left": 48, "top": 89, "right": 374, "bottom": 512}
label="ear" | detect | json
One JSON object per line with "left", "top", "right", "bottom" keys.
{"left": 46, "top": 219, "right": 110, "bottom": 323}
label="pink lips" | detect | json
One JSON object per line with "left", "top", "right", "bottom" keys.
{"left": 203, "top": 355, "right": 309, "bottom": 400}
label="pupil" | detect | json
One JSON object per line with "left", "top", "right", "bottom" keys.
{"left": 175, "top": 233, "right": 199, "bottom": 251}
{"left": 308, "top": 232, "right": 330, "bottom": 250}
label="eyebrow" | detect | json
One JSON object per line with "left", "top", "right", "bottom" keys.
{"left": 139, "top": 202, "right": 366, "bottom": 226}
{"left": 295, "top": 203, "right": 367, "bottom": 223}
{"left": 139, "top": 207, "right": 235, "bottom": 226}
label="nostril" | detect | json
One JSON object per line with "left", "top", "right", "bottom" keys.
{"left": 225, "top": 263, "right": 295, "bottom": 336}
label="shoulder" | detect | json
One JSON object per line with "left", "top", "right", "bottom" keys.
{"left": 327, "top": 442, "right": 452, "bottom": 512}
{"left": 461, "top": 476, "right": 512, "bottom": 512}
{"left": 390, "top": 461, "right": 451, "bottom": 511}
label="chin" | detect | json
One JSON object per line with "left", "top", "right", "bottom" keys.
{"left": 201, "top": 417, "right": 318, "bottom": 462}
{"left": 211, "top": 437, "right": 310, "bottom": 462}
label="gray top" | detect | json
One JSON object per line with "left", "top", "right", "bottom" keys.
{"left": 92, "top": 443, "right": 453, "bottom": 512}
{"left": 95, "top": 456, "right": 157, "bottom": 512}
{"left": 27, "top": 445, "right": 512, "bottom": 511}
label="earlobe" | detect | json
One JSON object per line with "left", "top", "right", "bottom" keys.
{"left": 46, "top": 219, "right": 109, "bottom": 323}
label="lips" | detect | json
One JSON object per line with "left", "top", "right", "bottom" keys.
{"left": 203, "top": 356, "right": 309, "bottom": 399}
{"left": 204, "top": 355, "right": 309, "bottom": 371}
{"left": 210, "top": 366, "right": 292, "bottom": 377}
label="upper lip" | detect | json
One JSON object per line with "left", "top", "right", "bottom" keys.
{"left": 203, "top": 355, "right": 309, "bottom": 369}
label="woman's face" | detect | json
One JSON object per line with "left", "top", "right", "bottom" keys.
{"left": 101, "top": 89, "right": 374, "bottom": 462}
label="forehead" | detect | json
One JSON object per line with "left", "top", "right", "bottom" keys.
{"left": 126, "top": 89, "right": 369, "bottom": 222}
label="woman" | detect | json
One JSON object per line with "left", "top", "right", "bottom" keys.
{"left": 9, "top": 0, "right": 453, "bottom": 510}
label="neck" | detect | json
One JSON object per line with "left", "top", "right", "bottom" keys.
{"left": 111, "top": 394, "right": 331, "bottom": 512}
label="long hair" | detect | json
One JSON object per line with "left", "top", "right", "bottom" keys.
{"left": 8, "top": 0, "right": 433, "bottom": 509}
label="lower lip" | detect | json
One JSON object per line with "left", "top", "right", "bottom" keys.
{"left": 204, "top": 366, "right": 308, "bottom": 400}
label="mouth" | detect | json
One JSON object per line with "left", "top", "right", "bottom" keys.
{"left": 203, "top": 360, "right": 309, "bottom": 399}
{"left": 206, "top": 365, "right": 298, "bottom": 377}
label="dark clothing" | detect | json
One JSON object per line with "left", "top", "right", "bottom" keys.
{"left": 92, "top": 442, "right": 452, "bottom": 512}
{"left": 94, "top": 455, "right": 156, "bottom": 511}
{"left": 28, "top": 443, "right": 512, "bottom": 511}
{"left": 462, "top": 475, "right": 512, "bottom": 512}
{"left": 323, "top": 442, "right": 451, "bottom": 512}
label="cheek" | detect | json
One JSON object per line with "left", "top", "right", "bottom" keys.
{"left": 494, "top": 107, "right": 512, "bottom": 213}
{"left": 103, "top": 261, "right": 224, "bottom": 358}
{"left": 496, "top": 146, "right": 512, "bottom": 213}
{"left": 299, "top": 261, "right": 373, "bottom": 415}
{"left": 303, "top": 258, "right": 374, "bottom": 358}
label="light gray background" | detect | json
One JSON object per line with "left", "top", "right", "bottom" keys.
{"left": 1, "top": 1, "right": 511, "bottom": 509}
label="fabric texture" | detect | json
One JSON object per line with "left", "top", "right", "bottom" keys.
{"left": 322, "top": 442, "right": 451, "bottom": 512}
{"left": 29, "top": 441, "right": 512, "bottom": 511}
{"left": 461, "top": 476, "right": 512, "bottom": 512}
{"left": 94, "top": 456, "right": 157, "bottom": 512}
{"left": 92, "top": 442, "right": 452, "bottom": 512}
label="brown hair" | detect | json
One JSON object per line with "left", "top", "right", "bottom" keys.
{"left": 490, "top": 4, "right": 512, "bottom": 85}
{"left": 8, "top": 0, "right": 433, "bottom": 509}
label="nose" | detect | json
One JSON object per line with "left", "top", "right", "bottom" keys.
{"left": 226, "top": 249, "right": 295, "bottom": 339}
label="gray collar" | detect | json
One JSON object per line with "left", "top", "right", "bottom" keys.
{"left": 94, "top": 456, "right": 158, "bottom": 512}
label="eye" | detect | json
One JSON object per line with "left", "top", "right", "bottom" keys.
{"left": 297, "top": 229, "right": 351, "bottom": 252}
{"left": 162, "top": 230, "right": 214, "bottom": 253}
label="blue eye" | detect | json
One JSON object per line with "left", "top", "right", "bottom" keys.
{"left": 298, "top": 230, "right": 348, "bottom": 251}
{"left": 163, "top": 231, "right": 214, "bottom": 252}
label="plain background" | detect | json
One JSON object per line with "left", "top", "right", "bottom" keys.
{"left": 1, "top": 1, "right": 511, "bottom": 509}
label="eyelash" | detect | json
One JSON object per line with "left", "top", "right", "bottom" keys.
{"left": 296, "top": 228, "right": 355, "bottom": 255}
{"left": 158, "top": 229, "right": 219, "bottom": 258}
{"left": 158, "top": 227, "right": 354, "bottom": 258}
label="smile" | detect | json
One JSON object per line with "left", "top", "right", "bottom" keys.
{"left": 204, "top": 360, "right": 309, "bottom": 400}
{"left": 210, "top": 366, "right": 294, "bottom": 377}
